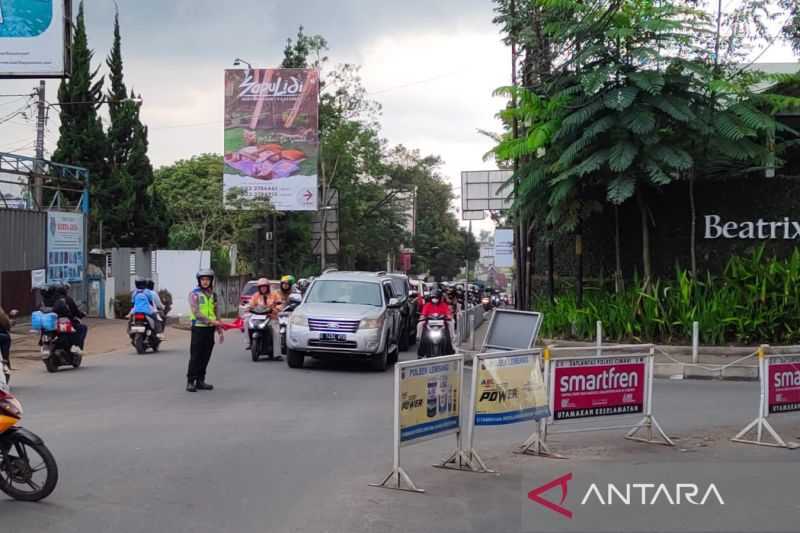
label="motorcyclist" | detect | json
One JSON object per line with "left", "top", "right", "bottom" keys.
{"left": 146, "top": 280, "right": 166, "bottom": 338}
{"left": 53, "top": 283, "right": 87, "bottom": 354}
{"left": 417, "top": 289, "right": 455, "bottom": 357}
{"left": 130, "top": 277, "right": 158, "bottom": 336}
{"left": 244, "top": 278, "right": 273, "bottom": 350}
{"left": 0, "top": 306, "right": 15, "bottom": 376}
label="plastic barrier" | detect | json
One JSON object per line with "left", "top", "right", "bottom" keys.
{"left": 371, "top": 354, "right": 467, "bottom": 493}
{"left": 463, "top": 349, "right": 550, "bottom": 472}
{"left": 731, "top": 345, "right": 800, "bottom": 449}
{"left": 522, "top": 344, "right": 674, "bottom": 458}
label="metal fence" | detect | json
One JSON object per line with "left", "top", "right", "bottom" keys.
{"left": 455, "top": 304, "right": 486, "bottom": 348}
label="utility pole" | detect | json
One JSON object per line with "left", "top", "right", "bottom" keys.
{"left": 34, "top": 80, "right": 46, "bottom": 208}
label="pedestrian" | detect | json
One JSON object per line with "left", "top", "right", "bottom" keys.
{"left": 187, "top": 269, "right": 223, "bottom": 392}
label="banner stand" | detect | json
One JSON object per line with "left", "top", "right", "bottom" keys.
{"left": 522, "top": 345, "right": 674, "bottom": 459}
{"left": 731, "top": 346, "right": 800, "bottom": 449}
{"left": 371, "top": 354, "right": 465, "bottom": 493}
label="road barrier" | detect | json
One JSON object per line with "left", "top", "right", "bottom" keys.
{"left": 732, "top": 345, "right": 800, "bottom": 449}
{"left": 371, "top": 354, "right": 467, "bottom": 493}
{"left": 455, "top": 304, "right": 485, "bottom": 347}
{"left": 522, "top": 344, "right": 674, "bottom": 458}
{"left": 463, "top": 349, "right": 550, "bottom": 472}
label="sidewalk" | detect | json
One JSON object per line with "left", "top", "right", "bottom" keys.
{"left": 458, "top": 312, "right": 760, "bottom": 381}
{"left": 8, "top": 318, "right": 189, "bottom": 370}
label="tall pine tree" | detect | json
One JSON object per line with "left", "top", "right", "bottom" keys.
{"left": 105, "top": 9, "right": 166, "bottom": 247}
{"left": 52, "top": 1, "right": 111, "bottom": 244}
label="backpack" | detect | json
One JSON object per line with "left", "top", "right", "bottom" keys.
{"left": 133, "top": 289, "right": 153, "bottom": 311}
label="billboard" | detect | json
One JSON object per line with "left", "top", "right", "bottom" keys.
{"left": 0, "top": 0, "right": 70, "bottom": 78}
{"left": 768, "top": 356, "right": 800, "bottom": 414}
{"left": 399, "top": 358, "right": 461, "bottom": 445}
{"left": 551, "top": 356, "right": 646, "bottom": 421}
{"left": 495, "top": 228, "right": 514, "bottom": 268}
{"left": 46, "top": 211, "right": 84, "bottom": 283}
{"left": 223, "top": 68, "right": 319, "bottom": 211}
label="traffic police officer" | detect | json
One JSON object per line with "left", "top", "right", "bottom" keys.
{"left": 187, "top": 269, "right": 223, "bottom": 392}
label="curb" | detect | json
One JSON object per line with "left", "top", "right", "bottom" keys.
{"left": 654, "top": 362, "right": 759, "bottom": 382}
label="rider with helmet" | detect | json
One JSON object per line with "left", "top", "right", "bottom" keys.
{"left": 145, "top": 280, "right": 166, "bottom": 338}
{"left": 131, "top": 277, "right": 157, "bottom": 332}
{"left": 417, "top": 288, "right": 455, "bottom": 356}
{"left": 244, "top": 278, "right": 272, "bottom": 350}
{"left": 53, "top": 282, "right": 88, "bottom": 353}
{"left": 187, "top": 269, "right": 222, "bottom": 392}
{"left": 296, "top": 278, "right": 310, "bottom": 295}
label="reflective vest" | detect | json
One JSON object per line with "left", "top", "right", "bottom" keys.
{"left": 189, "top": 289, "right": 217, "bottom": 327}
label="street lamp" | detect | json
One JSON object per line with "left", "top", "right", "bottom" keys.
{"left": 233, "top": 57, "right": 253, "bottom": 70}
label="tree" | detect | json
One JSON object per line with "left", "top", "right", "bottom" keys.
{"left": 494, "top": 0, "right": 799, "bottom": 287}
{"left": 52, "top": 1, "right": 109, "bottom": 244}
{"left": 105, "top": 9, "right": 165, "bottom": 246}
{"left": 154, "top": 155, "right": 271, "bottom": 273}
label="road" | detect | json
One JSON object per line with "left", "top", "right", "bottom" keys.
{"left": 2, "top": 329, "right": 798, "bottom": 533}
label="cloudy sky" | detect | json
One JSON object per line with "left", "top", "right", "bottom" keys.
{"left": 0, "top": 0, "right": 797, "bottom": 234}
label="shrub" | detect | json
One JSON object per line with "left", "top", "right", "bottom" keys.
{"left": 536, "top": 247, "right": 800, "bottom": 345}
{"left": 113, "top": 293, "right": 132, "bottom": 319}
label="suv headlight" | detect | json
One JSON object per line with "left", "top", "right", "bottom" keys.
{"left": 290, "top": 314, "right": 307, "bottom": 327}
{"left": 360, "top": 316, "right": 384, "bottom": 330}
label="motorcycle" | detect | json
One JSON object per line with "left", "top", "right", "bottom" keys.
{"left": 0, "top": 387, "right": 59, "bottom": 501}
{"left": 278, "top": 293, "right": 303, "bottom": 356}
{"left": 35, "top": 313, "right": 82, "bottom": 373}
{"left": 248, "top": 305, "right": 275, "bottom": 362}
{"left": 128, "top": 312, "right": 161, "bottom": 354}
{"left": 418, "top": 314, "right": 454, "bottom": 359}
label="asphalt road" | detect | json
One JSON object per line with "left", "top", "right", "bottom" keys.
{"left": 3, "top": 331, "right": 798, "bottom": 533}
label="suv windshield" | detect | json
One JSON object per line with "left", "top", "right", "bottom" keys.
{"left": 306, "top": 280, "right": 383, "bottom": 307}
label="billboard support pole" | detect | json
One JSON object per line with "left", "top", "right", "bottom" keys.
{"left": 624, "top": 346, "right": 674, "bottom": 446}
{"left": 731, "top": 346, "right": 799, "bottom": 448}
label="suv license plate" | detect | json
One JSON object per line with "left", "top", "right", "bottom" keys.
{"left": 320, "top": 333, "right": 347, "bottom": 342}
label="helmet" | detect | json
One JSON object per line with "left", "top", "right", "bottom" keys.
{"left": 256, "top": 277, "right": 270, "bottom": 289}
{"left": 146, "top": 279, "right": 155, "bottom": 290}
{"left": 297, "top": 278, "right": 310, "bottom": 293}
{"left": 53, "top": 283, "right": 68, "bottom": 297}
{"left": 196, "top": 268, "right": 215, "bottom": 286}
{"left": 63, "top": 282, "right": 71, "bottom": 292}
{"left": 281, "top": 275, "right": 296, "bottom": 286}
{"left": 431, "top": 288, "right": 443, "bottom": 300}
{"left": 134, "top": 277, "right": 147, "bottom": 290}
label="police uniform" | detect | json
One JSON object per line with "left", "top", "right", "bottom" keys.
{"left": 187, "top": 287, "right": 218, "bottom": 389}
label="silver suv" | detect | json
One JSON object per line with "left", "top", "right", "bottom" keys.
{"left": 285, "top": 271, "right": 403, "bottom": 371}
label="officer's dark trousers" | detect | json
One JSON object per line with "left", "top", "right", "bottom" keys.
{"left": 188, "top": 326, "right": 215, "bottom": 383}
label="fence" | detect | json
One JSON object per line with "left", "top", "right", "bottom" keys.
{"left": 454, "top": 304, "right": 486, "bottom": 348}
{"left": 732, "top": 345, "right": 800, "bottom": 449}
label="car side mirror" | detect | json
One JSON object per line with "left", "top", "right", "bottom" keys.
{"left": 289, "top": 293, "right": 302, "bottom": 304}
{"left": 388, "top": 297, "right": 401, "bottom": 308}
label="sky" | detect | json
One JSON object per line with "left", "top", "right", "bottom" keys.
{"left": 0, "top": 0, "right": 797, "bottom": 236}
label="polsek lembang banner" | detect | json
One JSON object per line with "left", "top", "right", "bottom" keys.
{"left": 474, "top": 353, "right": 550, "bottom": 426}
{"left": 223, "top": 68, "right": 319, "bottom": 211}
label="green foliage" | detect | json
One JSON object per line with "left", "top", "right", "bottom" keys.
{"left": 113, "top": 292, "right": 132, "bottom": 320}
{"left": 537, "top": 247, "right": 800, "bottom": 345}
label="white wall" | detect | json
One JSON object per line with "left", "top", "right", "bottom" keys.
{"left": 153, "top": 251, "right": 211, "bottom": 317}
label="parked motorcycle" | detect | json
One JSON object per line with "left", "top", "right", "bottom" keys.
{"left": 0, "top": 387, "right": 59, "bottom": 501}
{"left": 128, "top": 313, "right": 161, "bottom": 354}
{"left": 278, "top": 293, "right": 303, "bottom": 356}
{"left": 248, "top": 306, "right": 275, "bottom": 361}
{"left": 417, "top": 314, "right": 454, "bottom": 358}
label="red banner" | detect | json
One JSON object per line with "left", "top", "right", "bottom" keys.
{"left": 399, "top": 252, "right": 412, "bottom": 273}
{"left": 768, "top": 357, "right": 800, "bottom": 414}
{"left": 552, "top": 357, "right": 646, "bottom": 421}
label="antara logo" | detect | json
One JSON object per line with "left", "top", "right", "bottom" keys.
{"left": 529, "top": 473, "right": 725, "bottom": 519}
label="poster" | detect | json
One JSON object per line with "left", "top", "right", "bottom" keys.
{"left": 399, "top": 359, "right": 461, "bottom": 445}
{"left": 494, "top": 228, "right": 514, "bottom": 268}
{"left": 0, "top": 0, "right": 69, "bottom": 77}
{"left": 223, "top": 68, "right": 319, "bottom": 211}
{"left": 474, "top": 353, "right": 550, "bottom": 426}
{"left": 552, "top": 356, "right": 646, "bottom": 421}
{"left": 768, "top": 356, "right": 800, "bottom": 414}
{"left": 46, "top": 211, "right": 84, "bottom": 283}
